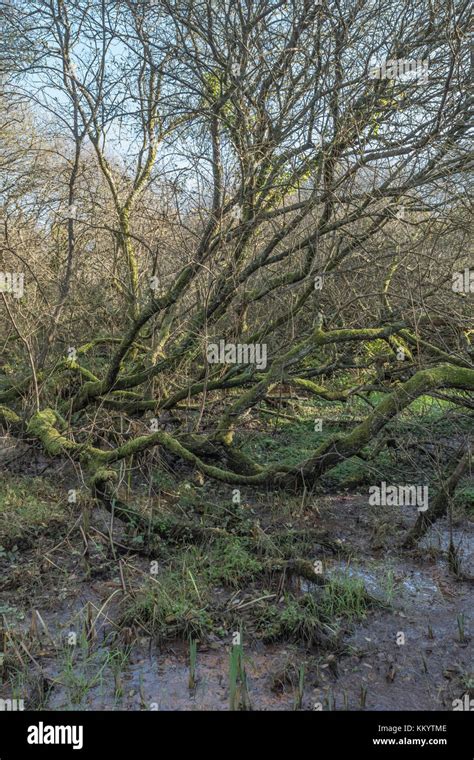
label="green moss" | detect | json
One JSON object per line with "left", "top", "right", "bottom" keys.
{"left": 0, "top": 405, "right": 20, "bottom": 425}
{"left": 26, "top": 409, "right": 72, "bottom": 457}
{"left": 89, "top": 468, "right": 118, "bottom": 489}
{"left": 291, "top": 377, "right": 349, "bottom": 401}
{"left": 27, "top": 408, "right": 110, "bottom": 470}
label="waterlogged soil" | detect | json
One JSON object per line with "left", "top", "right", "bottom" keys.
{"left": 0, "top": 485, "right": 472, "bottom": 711}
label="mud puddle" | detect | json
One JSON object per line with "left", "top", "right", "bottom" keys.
{"left": 0, "top": 495, "right": 472, "bottom": 711}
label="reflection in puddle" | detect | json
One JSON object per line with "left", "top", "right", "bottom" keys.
{"left": 45, "top": 643, "right": 298, "bottom": 711}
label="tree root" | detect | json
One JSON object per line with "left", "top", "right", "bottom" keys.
{"left": 262, "top": 558, "right": 326, "bottom": 585}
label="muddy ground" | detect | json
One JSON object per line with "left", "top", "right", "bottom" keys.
{"left": 0, "top": 442, "right": 472, "bottom": 711}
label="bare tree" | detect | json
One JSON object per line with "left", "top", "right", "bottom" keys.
{"left": 0, "top": 0, "right": 472, "bottom": 537}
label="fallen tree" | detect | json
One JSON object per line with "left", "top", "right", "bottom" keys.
{"left": 1, "top": 0, "right": 472, "bottom": 551}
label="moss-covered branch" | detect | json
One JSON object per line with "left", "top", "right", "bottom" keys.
{"left": 0, "top": 405, "right": 21, "bottom": 427}
{"left": 290, "top": 364, "right": 474, "bottom": 486}
{"left": 25, "top": 365, "right": 474, "bottom": 493}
